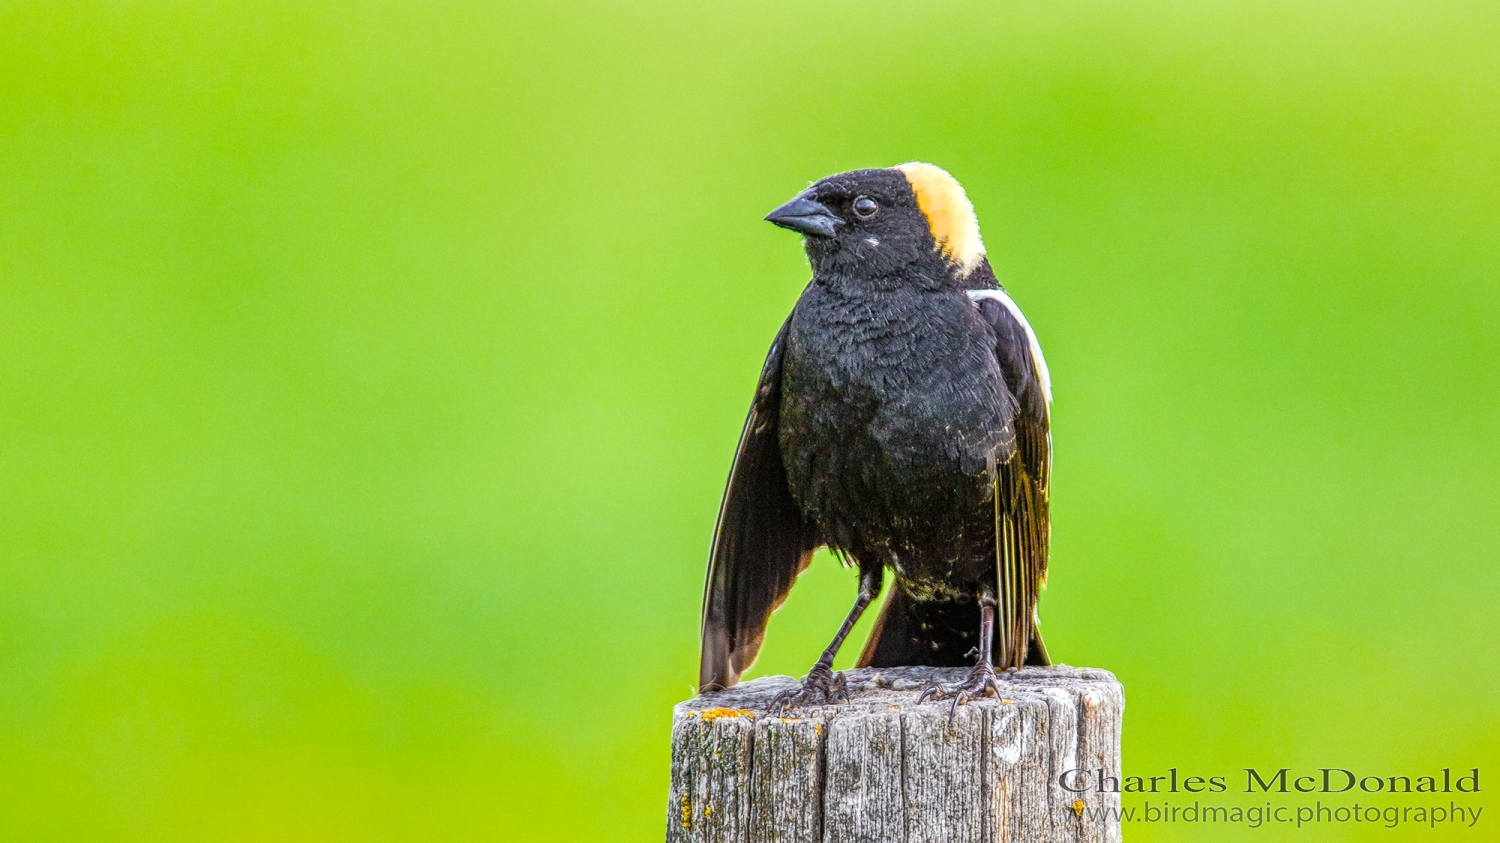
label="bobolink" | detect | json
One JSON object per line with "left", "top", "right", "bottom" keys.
{"left": 700, "top": 163, "right": 1053, "bottom": 710}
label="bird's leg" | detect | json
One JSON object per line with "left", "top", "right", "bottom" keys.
{"left": 918, "top": 589, "right": 1008, "bottom": 717}
{"left": 769, "top": 563, "right": 882, "bottom": 714}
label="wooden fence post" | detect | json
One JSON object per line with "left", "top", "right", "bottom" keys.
{"left": 667, "top": 665, "right": 1123, "bottom": 843}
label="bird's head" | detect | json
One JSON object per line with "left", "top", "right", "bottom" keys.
{"left": 765, "top": 162, "right": 986, "bottom": 288}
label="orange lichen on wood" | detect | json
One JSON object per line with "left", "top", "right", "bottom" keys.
{"left": 697, "top": 707, "right": 754, "bottom": 723}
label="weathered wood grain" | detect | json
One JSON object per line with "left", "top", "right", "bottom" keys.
{"left": 822, "top": 709, "right": 903, "bottom": 843}
{"left": 667, "top": 666, "right": 1123, "bottom": 843}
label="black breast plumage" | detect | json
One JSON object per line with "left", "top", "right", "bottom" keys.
{"left": 778, "top": 282, "right": 1013, "bottom": 593}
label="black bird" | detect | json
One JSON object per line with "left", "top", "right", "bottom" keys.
{"left": 699, "top": 163, "right": 1054, "bottom": 710}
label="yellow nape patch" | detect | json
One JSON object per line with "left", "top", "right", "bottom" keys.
{"left": 896, "top": 162, "right": 985, "bottom": 274}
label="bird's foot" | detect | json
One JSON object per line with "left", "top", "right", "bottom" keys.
{"left": 918, "top": 664, "right": 1017, "bottom": 718}
{"left": 768, "top": 662, "right": 847, "bottom": 714}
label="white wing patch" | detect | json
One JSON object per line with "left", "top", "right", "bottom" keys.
{"left": 967, "top": 289, "right": 1052, "bottom": 405}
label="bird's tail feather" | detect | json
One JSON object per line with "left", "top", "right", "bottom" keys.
{"left": 858, "top": 588, "right": 1050, "bottom": 669}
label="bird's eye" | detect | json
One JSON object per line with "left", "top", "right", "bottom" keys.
{"left": 852, "top": 196, "right": 878, "bottom": 218}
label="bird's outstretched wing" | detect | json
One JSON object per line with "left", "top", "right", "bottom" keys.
{"left": 699, "top": 317, "right": 821, "bottom": 691}
{"left": 970, "top": 288, "right": 1053, "bottom": 670}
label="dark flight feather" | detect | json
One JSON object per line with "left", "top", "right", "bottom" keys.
{"left": 699, "top": 317, "right": 822, "bottom": 691}
{"left": 976, "top": 294, "right": 1052, "bottom": 669}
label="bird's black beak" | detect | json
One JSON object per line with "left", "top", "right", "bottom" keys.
{"left": 765, "top": 194, "right": 841, "bottom": 238}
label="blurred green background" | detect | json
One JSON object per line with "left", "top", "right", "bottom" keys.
{"left": 2, "top": 1, "right": 1497, "bottom": 840}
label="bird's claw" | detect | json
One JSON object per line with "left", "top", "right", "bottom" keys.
{"left": 769, "top": 663, "right": 847, "bottom": 714}
{"left": 918, "top": 664, "right": 1016, "bottom": 719}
